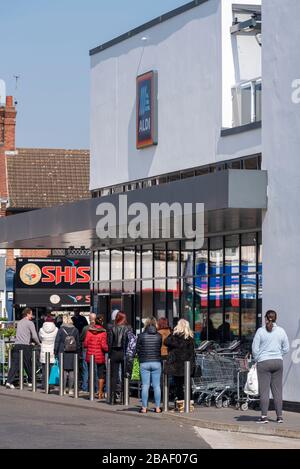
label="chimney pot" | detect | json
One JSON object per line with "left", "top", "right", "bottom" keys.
{"left": 6, "top": 96, "right": 13, "bottom": 107}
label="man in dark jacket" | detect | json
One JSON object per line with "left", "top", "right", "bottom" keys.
{"left": 136, "top": 317, "right": 162, "bottom": 413}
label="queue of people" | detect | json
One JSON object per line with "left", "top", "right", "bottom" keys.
{"left": 5, "top": 307, "right": 290, "bottom": 423}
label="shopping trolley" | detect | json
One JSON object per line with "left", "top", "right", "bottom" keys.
{"left": 192, "top": 353, "right": 237, "bottom": 408}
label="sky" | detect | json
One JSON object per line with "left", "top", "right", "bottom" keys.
{"left": 1, "top": 0, "right": 188, "bottom": 149}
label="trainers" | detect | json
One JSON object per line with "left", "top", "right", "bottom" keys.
{"left": 277, "top": 417, "right": 284, "bottom": 424}
{"left": 27, "top": 383, "right": 33, "bottom": 388}
{"left": 69, "top": 390, "right": 74, "bottom": 396}
{"left": 256, "top": 417, "right": 268, "bottom": 424}
{"left": 6, "top": 382, "right": 15, "bottom": 389}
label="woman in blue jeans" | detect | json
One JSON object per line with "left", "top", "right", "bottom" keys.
{"left": 136, "top": 317, "right": 162, "bottom": 413}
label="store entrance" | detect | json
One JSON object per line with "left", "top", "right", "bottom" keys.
{"left": 98, "top": 293, "right": 135, "bottom": 331}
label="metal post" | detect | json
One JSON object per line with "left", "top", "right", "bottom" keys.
{"left": 32, "top": 349, "right": 37, "bottom": 393}
{"left": 163, "top": 360, "right": 169, "bottom": 412}
{"left": 106, "top": 358, "right": 111, "bottom": 404}
{"left": 184, "top": 361, "right": 191, "bottom": 414}
{"left": 8, "top": 346, "right": 12, "bottom": 370}
{"left": 45, "top": 352, "right": 50, "bottom": 394}
{"left": 123, "top": 358, "right": 129, "bottom": 406}
{"left": 89, "top": 354, "right": 95, "bottom": 401}
{"left": 74, "top": 354, "right": 79, "bottom": 399}
{"left": 59, "top": 353, "right": 64, "bottom": 397}
{"left": 19, "top": 349, "right": 24, "bottom": 390}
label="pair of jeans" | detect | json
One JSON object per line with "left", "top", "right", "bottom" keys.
{"left": 140, "top": 361, "right": 162, "bottom": 409}
{"left": 81, "top": 350, "right": 89, "bottom": 392}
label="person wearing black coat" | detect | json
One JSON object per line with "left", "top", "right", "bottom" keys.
{"left": 108, "top": 311, "right": 132, "bottom": 404}
{"left": 165, "top": 319, "right": 195, "bottom": 404}
{"left": 54, "top": 314, "right": 79, "bottom": 396}
{"left": 136, "top": 317, "right": 162, "bottom": 413}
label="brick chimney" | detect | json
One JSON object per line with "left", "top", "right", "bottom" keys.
{"left": 0, "top": 96, "right": 16, "bottom": 216}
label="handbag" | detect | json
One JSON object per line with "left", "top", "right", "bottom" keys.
{"left": 244, "top": 363, "right": 259, "bottom": 396}
{"left": 49, "top": 358, "right": 60, "bottom": 385}
{"left": 131, "top": 355, "right": 141, "bottom": 381}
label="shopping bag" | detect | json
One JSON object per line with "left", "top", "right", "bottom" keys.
{"left": 131, "top": 356, "right": 141, "bottom": 381}
{"left": 244, "top": 363, "right": 259, "bottom": 396}
{"left": 49, "top": 358, "right": 60, "bottom": 385}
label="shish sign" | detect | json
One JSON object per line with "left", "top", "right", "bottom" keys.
{"left": 136, "top": 71, "right": 158, "bottom": 149}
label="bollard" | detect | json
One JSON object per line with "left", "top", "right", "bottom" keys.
{"left": 8, "top": 346, "right": 12, "bottom": 370}
{"left": 32, "top": 349, "right": 37, "bottom": 393}
{"left": 59, "top": 353, "right": 64, "bottom": 397}
{"left": 19, "top": 349, "right": 24, "bottom": 390}
{"left": 184, "top": 361, "right": 191, "bottom": 413}
{"left": 163, "top": 360, "right": 169, "bottom": 412}
{"left": 124, "top": 360, "right": 130, "bottom": 407}
{"left": 45, "top": 352, "right": 50, "bottom": 394}
{"left": 89, "top": 354, "right": 95, "bottom": 401}
{"left": 122, "top": 358, "right": 129, "bottom": 406}
{"left": 106, "top": 358, "right": 111, "bottom": 404}
{"left": 74, "top": 354, "right": 79, "bottom": 399}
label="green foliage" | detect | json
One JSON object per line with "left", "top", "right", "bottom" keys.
{"left": 0, "top": 318, "right": 8, "bottom": 322}
{"left": 0, "top": 327, "right": 16, "bottom": 339}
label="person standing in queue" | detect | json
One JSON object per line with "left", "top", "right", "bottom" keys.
{"left": 54, "top": 313, "right": 79, "bottom": 396}
{"left": 39, "top": 315, "right": 58, "bottom": 390}
{"left": 108, "top": 311, "right": 132, "bottom": 405}
{"left": 80, "top": 312, "right": 96, "bottom": 394}
{"left": 165, "top": 319, "right": 195, "bottom": 410}
{"left": 136, "top": 317, "right": 162, "bottom": 414}
{"left": 83, "top": 316, "right": 108, "bottom": 400}
{"left": 6, "top": 308, "right": 40, "bottom": 389}
{"left": 252, "top": 310, "right": 289, "bottom": 424}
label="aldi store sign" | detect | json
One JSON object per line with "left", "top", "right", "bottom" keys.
{"left": 136, "top": 71, "right": 158, "bottom": 149}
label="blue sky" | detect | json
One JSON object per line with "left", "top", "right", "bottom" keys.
{"left": 1, "top": 0, "right": 188, "bottom": 149}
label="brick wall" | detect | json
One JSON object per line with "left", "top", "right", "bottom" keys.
{"left": 6, "top": 249, "right": 52, "bottom": 269}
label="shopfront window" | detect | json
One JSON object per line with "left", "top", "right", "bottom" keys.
{"left": 154, "top": 243, "right": 166, "bottom": 278}
{"left": 167, "top": 241, "right": 179, "bottom": 278}
{"left": 92, "top": 231, "right": 262, "bottom": 344}
{"left": 181, "top": 242, "right": 194, "bottom": 278}
{"left": 241, "top": 275, "right": 257, "bottom": 345}
{"left": 142, "top": 245, "right": 153, "bottom": 279}
{"left": 194, "top": 276, "right": 208, "bottom": 346}
{"left": 241, "top": 233, "right": 257, "bottom": 274}
{"left": 225, "top": 235, "right": 239, "bottom": 275}
{"left": 225, "top": 275, "right": 240, "bottom": 340}
{"left": 99, "top": 250, "right": 110, "bottom": 281}
{"left": 154, "top": 278, "right": 166, "bottom": 319}
{"left": 124, "top": 247, "right": 135, "bottom": 280}
{"left": 209, "top": 237, "right": 224, "bottom": 275}
{"left": 111, "top": 249, "right": 123, "bottom": 280}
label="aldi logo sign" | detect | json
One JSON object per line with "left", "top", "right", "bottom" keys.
{"left": 136, "top": 71, "right": 158, "bottom": 149}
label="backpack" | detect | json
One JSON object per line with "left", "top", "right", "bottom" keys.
{"left": 63, "top": 328, "right": 77, "bottom": 352}
{"left": 126, "top": 329, "right": 137, "bottom": 359}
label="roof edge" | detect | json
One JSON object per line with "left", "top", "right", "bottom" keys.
{"left": 89, "top": 0, "right": 210, "bottom": 56}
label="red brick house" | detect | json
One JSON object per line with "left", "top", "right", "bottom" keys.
{"left": 0, "top": 95, "right": 90, "bottom": 317}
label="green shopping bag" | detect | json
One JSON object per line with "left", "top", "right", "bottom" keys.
{"left": 131, "top": 356, "right": 141, "bottom": 381}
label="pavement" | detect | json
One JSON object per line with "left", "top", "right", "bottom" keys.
{"left": 1, "top": 385, "right": 300, "bottom": 440}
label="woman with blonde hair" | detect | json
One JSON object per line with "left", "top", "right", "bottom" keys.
{"left": 165, "top": 319, "right": 195, "bottom": 407}
{"left": 54, "top": 313, "right": 79, "bottom": 396}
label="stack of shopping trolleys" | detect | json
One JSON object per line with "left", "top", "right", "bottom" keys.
{"left": 192, "top": 340, "right": 260, "bottom": 410}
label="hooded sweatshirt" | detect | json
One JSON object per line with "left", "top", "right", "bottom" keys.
{"left": 84, "top": 325, "right": 108, "bottom": 364}
{"left": 39, "top": 322, "right": 58, "bottom": 364}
